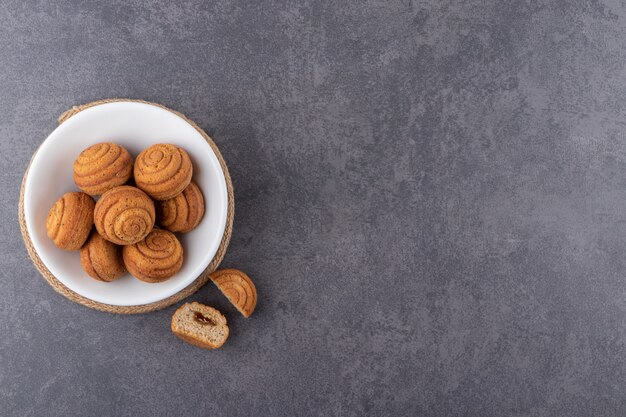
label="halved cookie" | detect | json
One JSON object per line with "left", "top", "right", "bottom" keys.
{"left": 171, "top": 302, "right": 229, "bottom": 349}
{"left": 209, "top": 269, "right": 257, "bottom": 318}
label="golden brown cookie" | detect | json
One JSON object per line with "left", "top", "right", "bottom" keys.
{"left": 134, "top": 144, "right": 193, "bottom": 200}
{"left": 171, "top": 302, "right": 229, "bottom": 349}
{"left": 73, "top": 142, "right": 133, "bottom": 195}
{"left": 122, "top": 228, "right": 183, "bottom": 283}
{"left": 155, "top": 181, "right": 205, "bottom": 233}
{"left": 80, "top": 231, "right": 126, "bottom": 282}
{"left": 209, "top": 269, "right": 257, "bottom": 318}
{"left": 94, "top": 186, "right": 155, "bottom": 245}
{"left": 46, "top": 192, "right": 95, "bottom": 250}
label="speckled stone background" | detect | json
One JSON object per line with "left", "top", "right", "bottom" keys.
{"left": 1, "top": 1, "right": 626, "bottom": 416}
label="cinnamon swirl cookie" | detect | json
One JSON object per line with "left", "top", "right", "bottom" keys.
{"left": 122, "top": 228, "right": 183, "bottom": 283}
{"left": 80, "top": 231, "right": 125, "bottom": 282}
{"left": 94, "top": 186, "right": 155, "bottom": 245}
{"left": 156, "top": 181, "right": 204, "bottom": 233}
{"left": 171, "top": 302, "right": 229, "bottom": 349}
{"left": 73, "top": 142, "right": 133, "bottom": 195}
{"left": 46, "top": 192, "right": 95, "bottom": 250}
{"left": 134, "top": 144, "right": 192, "bottom": 200}
{"left": 209, "top": 269, "right": 257, "bottom": 318}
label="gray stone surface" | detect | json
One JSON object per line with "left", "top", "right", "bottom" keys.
{"left": 1, "top": 0, "right": 626, "bottom": 415}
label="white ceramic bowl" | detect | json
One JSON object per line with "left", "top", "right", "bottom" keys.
{"left": 23, "top": 102, "right": 228, "bottom": 306}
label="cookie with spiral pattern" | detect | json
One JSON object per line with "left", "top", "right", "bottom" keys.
{"left": 46, "top": 192, "right": 95, "bottom": 250}
{"left": 73, "top": 142, "right": 133, "bottom": 195}
{"left": 134, "top": 144, "right": 193, "bottom": 200}
{"left": 171, "top": 302, "right": 229, "bottom": 350}
{"left": 122, "top": 228, "right": 183, "bottom": 283}
{"left": 94, "top": 186, "right": 155, "bottom": 245}
{"left": 80, "top": 231, "right": 126, "bottom": 282}
{"left": 156, "top": 181, "right": 205, "bottom": 233}
{"left": 209, "top": 269, "right": 257, "bottom": 318}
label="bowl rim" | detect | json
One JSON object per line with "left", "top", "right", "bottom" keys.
{"left": 20, "top": 100, "right": 233, "bottom": 312}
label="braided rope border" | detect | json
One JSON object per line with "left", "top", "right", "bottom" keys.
{"left": 19, "top": 99, "right": 234, "bottom": 314}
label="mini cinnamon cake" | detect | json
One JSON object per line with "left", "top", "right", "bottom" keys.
{"left": 94, "top": 186, "right": 155, "bottom": 245}
{"left": 134, "top": 144, "right": 193, "bottom": 200}
{"left": 156, "top": 180, "right": 205, "bottom": 233}
{"left": 46, "top": 192, "right": 95, "bottom": 250}
{"left": 122, "top": 228, "right": 183, "bottom": 283}
{"left": 209, "top": 269, "right": 257, "bottom": 318}
{"left": 171, "top": 302, "right": 229, "bottom": 349}
{"left": 73, "top": 142, "right": 133, "bottom": 195}
{"left": 80, "top": 231, "right": 126, "bottom": 282}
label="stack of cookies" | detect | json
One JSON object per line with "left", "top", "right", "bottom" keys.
{"left": 46, "top": 142, "right": 205, "bottom": 283}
